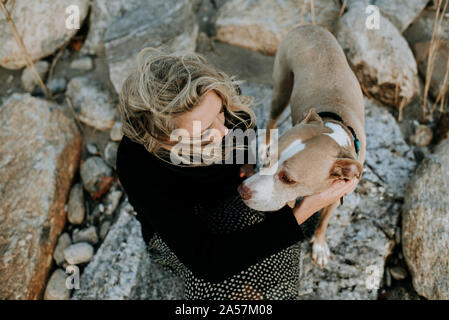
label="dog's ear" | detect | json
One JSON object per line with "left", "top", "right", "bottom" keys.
{"left": 301, "top": 108, "right": 323, "bottom": 125}
{"left": 329, "top": 158, "right": 363, "bottom": 180}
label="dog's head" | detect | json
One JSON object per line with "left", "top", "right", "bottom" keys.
{"left": 238, "top": 109, "right": 363, "bottom": 211}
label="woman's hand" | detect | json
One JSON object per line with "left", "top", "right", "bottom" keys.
{"left": 292, "top": 179, "right": 359, "bottom": 225}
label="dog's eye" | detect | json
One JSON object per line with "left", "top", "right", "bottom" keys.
{"left": 279, "top": 171, "right": 296, "bottom": 184}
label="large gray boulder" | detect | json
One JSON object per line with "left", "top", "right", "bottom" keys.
{"left": 216, "top": 0, "right": 340, "bottom": 55}
{"left": 0, "top": 0, "right": 89, "bottom": 69}
{"left": 71, "top": 200, "right": 184, "bottom": 299}
{"left": 404, "top": 7, "right": 449, "bottom": 46}
{"left": 346, "top": 0, "right": 429, "bottom": 33}
{"left": 241, "top": 82, "right": 416, "bottom": 299}
{"left": 104, "top": 0, "right": 199, "bottom": 94}
{"left": 336, "top": 3, "right": 420, "bottom": 109}
{"left": 0, "top": 93, "right": 82, "bottom": 299}
{"left": 402, "top": 138, "right": 449, "bottom": 300}
{"left": 66, "top": 77, "right": 118, "bottom": 131}
{"left": 80, "top": 0, "right": 143, "bottom": 55}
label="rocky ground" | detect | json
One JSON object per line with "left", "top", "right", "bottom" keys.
{"left": 1, "top": 0, "right": 448, "bottom": 300}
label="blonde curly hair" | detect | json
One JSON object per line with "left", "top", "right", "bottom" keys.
{"left": 118, "top": 47, "right": 257, "bottom": 166}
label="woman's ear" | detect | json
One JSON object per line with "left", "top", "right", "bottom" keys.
{"left": 301, "top": 108, "right": 323, "bottom": 125}
{"left": 329, "top": 158, "right": 363, "bottom": 180}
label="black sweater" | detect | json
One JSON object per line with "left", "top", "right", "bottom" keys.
{"left": 116, "top": 131, "right": 309, "bottom": 283}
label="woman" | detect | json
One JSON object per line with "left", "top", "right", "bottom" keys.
{"left": 116, "top": 48, "right": 357, "bottom": 300}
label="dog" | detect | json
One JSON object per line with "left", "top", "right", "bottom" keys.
{"left": 237, "top": 25, "right": 366, "bottom": 268}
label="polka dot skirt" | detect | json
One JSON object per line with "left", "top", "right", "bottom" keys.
{"left": 146, "top": 194, "right": 319, "bottom": 300}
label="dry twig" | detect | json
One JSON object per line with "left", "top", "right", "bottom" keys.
{"left": 339, "top": 0, "right": 347, "bottom": 18}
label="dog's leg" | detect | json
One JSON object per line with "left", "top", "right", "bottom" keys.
{"left": 266, "top": 48, "right": 294, "bottom": 145}
{"left": 311, "top": 200, "right": 339, "bottom": 268}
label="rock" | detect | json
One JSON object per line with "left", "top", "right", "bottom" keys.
{"left": 70, "top": 57, "right": 94, "bottom": 71}
{"left": 363, "top": 98, "right": 417, "bottom": 198}
{"left": 87, "top": 204, "right": 102, "bottom": 226}
{"left": 346, "top": 0, "right": 429, "bottom": 33}
{"left": 413, "top": 40, "right": 449, "bottom": 100}
{"left": 99, "top": 220, "right": 112, "bottom": 240}
{"left": 81, "top": 0, "right": 144, "bottom": 54}
{"left": 110, "top": 121, "right": 123, "bottom": 141}
{"left": 104, "top": 0, "right": 199, "bottom": 93}
{"left": 0, "top": 0, "right": 89, "bottom": 69}
{"left": 104, "top": 188, "right": 123, "bottom": 215}
{"left": 86, "top": 143, "right": 99, "bottom": 155}
{"left": 410, "top": 124, "right": 433, "bottom": 147}
{"left": 336, "top": 3, "right": 420, "bottom": 108}
{"left": 53, "top": 233, "right": 72, "bottom": 266}
{"left": 21, "top": 61, "right": 49, "bottom": 92}
{"left": 44, "top": 269, "right": 71, "bottom": 300}
{"left": 72, "top": 226, "right": 99, "bottom": 245}
{"left": 64, "top": 242, "right": 94, "bottom": 265}
{"left": 47, "top": 78, "right": 67, "bottom": 94}
{"left": 239, "top": 82, "right": 416, "bottom": 299}
{"left": 80, "top": 156, "right": 114, "bottom": 199}
{"left": 104, "top": 141, "right": 119, "bottom": 168}
{"left": 67, "top": 183, "right": 85, "bottom": 225}
{"left": 390, "top": 266, "right": 408, "bottom": 281}
{"left": 71, "top": 202, "right": 184, "bottom": 299}
{"left": 404, "top": 8, "right": 449, "bottom": 46}
{"left": 402, "top": 138, "right": 449, "bottom": 299}
{"left": 66, "top": 77, "right": 118, "bottom": 131}
{"left": 216, "top": 0, "right": 340, "bottom": 55}
{"left": 0, "top": 93, "right": 82, "bottom": 299}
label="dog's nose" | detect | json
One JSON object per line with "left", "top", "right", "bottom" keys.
{"left": 237, "top": 183, "right": 252, "bottom": 200}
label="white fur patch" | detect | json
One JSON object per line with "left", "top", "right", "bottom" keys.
{"left": 312, "top": 236, "right": 330, "bottom": 267}
{"left": 323, "top": 122, "right": 352, "bottom": 147}
{"left": 261, "top": 139, "right": 305, "bottom": 176}
{"left": 244, "top": 138, "right": 305, "bottom": 209}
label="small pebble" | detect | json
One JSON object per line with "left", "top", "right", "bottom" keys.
{"left": 86, "top": 143, "right": 99, "bottom": 155}
{"left": 67, "top": 183, "right": 85, "bottom": 225}
{"left": 72, "top": 226, "right": 98, "bottom": 245}
{"left": 104, "top": 190, "right": 123, "bottom": 215}
{"left": 47, "top": 78, "right": 67, "bottom": 93}
{"left": 99, "top": 220, "right": 112, "bottom": 240}
{"left": 70, "top": 56, "right": 93, "bottom": 71}
{"left": 44, "top": 269, "right": 71, "bottom": 300}
{"left": 21, "top": 60, "right": 49, "bottom": 92}
{"left": 410, "top": 124, "right": 433, "bottom": 147}
{"left": 53, "top": 232, "right": 72, "bottom": 266}
{"left": 104, "top": 142, "right": 118, "bottom": 168}
{"left": 390, "top": 266, "right": 408, "bottom": 280}
{"left": 64, "top": 242, "right": 94, "bottom": 265}
{"left": 110, "top": 122, "right": 123, "bottom": 141}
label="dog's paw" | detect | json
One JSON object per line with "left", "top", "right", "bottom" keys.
{"left": 311, "top": 236, "right": 330, "bottom": 268}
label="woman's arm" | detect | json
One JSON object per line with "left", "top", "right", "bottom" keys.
{"left": 117, "top": 156, "right": 307, "bottom": 284}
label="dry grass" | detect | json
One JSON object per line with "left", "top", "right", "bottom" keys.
{"left": 422, "top": 0, "right": 449, "bottom": 122}
{"left": 431, "top": 16, "right": 449, "bottom": 116}
{"left": 310, "top": 0, "right": 316, "bottom": 25}
{"left": 339, "top": 0, "right": 348, "bottom": 18}
{"left": 300, "top": 0, "right": 316, "bottom": 26}
{"left": 300, "top": 0, "right": 307, "bottom": 25}
{"left": 0, "top": 0, "right": 49, "bottom": 98}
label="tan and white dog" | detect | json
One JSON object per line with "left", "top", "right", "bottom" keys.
{"left": 238, "top": 25, "right": 366, "bottom": 267}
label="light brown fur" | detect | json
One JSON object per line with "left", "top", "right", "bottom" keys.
{"left": 241, "top": 25, "right": 366, "bottom": 267}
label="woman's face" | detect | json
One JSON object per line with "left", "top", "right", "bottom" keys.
{"left": 174, "top": 90, "right": 229, "bottom": 144}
